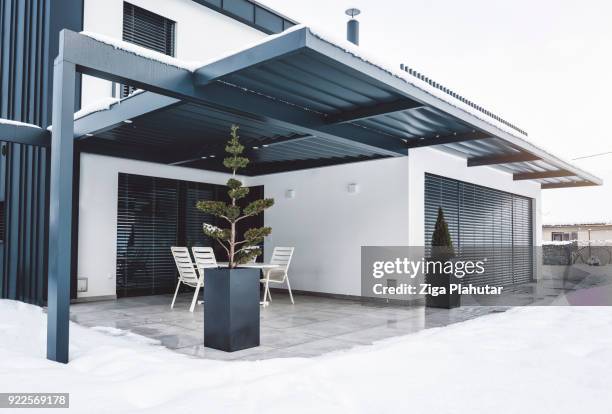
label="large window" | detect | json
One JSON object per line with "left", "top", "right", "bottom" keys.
{"left": 121, "top": 2, "right": 176, "bottom": 97}
{"left": 425, "top": 174, "right": 534, "bottom": 286}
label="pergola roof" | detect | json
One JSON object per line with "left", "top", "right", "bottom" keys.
{"left": 20, "top": 25, "right": 603, "bottom": 187}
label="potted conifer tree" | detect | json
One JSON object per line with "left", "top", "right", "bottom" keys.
{"left": 197, "top": 125, "right": 274, "bottom": 352}
{"left": 425, "top": 207, "right": 461, "bottom": 308}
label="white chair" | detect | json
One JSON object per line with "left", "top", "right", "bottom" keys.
{"left": 170, "top": 247, "right": 202, "bottom": 312}
{"left": 192, "top": 246, "right": 218, "bottom": 277}
{"left": 261, "top": 247, "right": 295, "bottom": 304}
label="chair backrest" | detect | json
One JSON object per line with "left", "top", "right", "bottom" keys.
{"left": 192, "top": 247, "right": 217, "bottom": 274}
{"left": 270, "top": 247, "right": 294, "bottom": 270}
{"left": 171, "top": 247, "right": 199, "bottom": 286}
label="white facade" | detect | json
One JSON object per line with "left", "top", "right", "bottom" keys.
{"left": 76, "top": 0, "right": 542, "bottom": 299}
{"left": 81, "top": 0, "right": 267, "bottom": 107}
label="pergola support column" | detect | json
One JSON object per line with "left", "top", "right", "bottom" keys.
{"left": 46, "top": 55, "right": 76, "bottom": 364}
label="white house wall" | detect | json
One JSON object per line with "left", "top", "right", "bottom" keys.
{"left": 77, "top": 153, "right": 238, "bottom": 299}
{"left": 81, "top": 0, "right": 267, "bottom": 107}
{"left": 249, "top": 157, "right": 411, "bottom": 297}
{"left": 250, "top": 148, "right": 542, "bottom": 297}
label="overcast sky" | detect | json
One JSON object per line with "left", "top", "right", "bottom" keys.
{"left": 259, "top": 0, "right": 612, "bottom": 224}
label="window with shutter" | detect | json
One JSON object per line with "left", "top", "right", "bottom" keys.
{"left": 116, "top": 173, "right": 264, "bottom": 297}
{"left": 425, "top": 173, "right": 534, "bottom": 286}
{"left": 120, "top": 2, "right": 176, "bottom": 98}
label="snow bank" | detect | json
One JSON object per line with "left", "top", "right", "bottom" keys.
{"left": 1, "top": 299, "right": 612, "bottom": 413}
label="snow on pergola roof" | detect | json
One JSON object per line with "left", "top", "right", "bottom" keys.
{"left": 66, "top": 25, "right": 601, "bottom": 187}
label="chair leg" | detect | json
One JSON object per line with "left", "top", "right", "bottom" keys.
{"left": 190, "top": 283, "right": 201, "bottom": 313}
{"left": 264, "top": 278, "right": 271, "bottom": 303}
{"left": 171, "top": 280, "right": 181, "bottom": 309}
{"left": 285, "top": 274, "right": 294, "bottom": 304}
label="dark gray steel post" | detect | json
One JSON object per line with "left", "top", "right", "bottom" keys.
{"left": 347, "top": 19, "right": 359, "bottom": 45}
{"left": 47, "top": 38, "right": 76, "bottom": 363}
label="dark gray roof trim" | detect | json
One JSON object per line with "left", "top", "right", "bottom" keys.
{"left": 193, "top": 0, "right": 297, "bottom": 35}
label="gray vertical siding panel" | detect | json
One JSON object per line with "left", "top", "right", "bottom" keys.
{"left": 0, "top": 0, "right": 83, "bottom": 304}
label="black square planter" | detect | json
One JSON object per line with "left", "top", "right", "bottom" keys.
{"left": 204, "top": 267, "right": 260, "bottom": 352}
{"left": 425, "top": 270, "right": 461, "bottom": 309}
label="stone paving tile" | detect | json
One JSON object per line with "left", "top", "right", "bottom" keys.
{"left": 71, "top": 293, "right": 507, "bottom": 360}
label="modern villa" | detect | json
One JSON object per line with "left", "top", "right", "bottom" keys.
{"left": 0, "top": 0, "right": 602, "bottom": 363}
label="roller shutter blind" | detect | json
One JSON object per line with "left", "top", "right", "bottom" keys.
{"left": 117, "top": 174, "right": 180, "bottom": 297}
{"left": 121, "top": 2, "right": 176, "bottom": 98}
{"left": 425, "top": 173, "right": 533, "bottom": 286}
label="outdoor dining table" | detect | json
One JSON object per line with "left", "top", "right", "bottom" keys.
{"left": 215, "top": 262, "right": 280, "bottom": 306}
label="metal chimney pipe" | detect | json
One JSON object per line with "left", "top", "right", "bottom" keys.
{"left": 346, "top": 8, "right": 361, "bottom": 45}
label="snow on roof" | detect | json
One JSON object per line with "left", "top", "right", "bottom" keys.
{"left": 45, "top": 90, "right": 146, "bottom": 131}
{"left": 542, "top": 240, "right": 612, "bottom": 246}
{"left": 0, "top": 118, "right": 41, "bottom": 129}
{"left": 543, "top": 221, "right": 612, "bottom": 227}
{"left": 542, "top": 240, "right": 576, "bottom": 246}
{"left": 74, "top": 97, "right": 121, "bottom": 121}
{"left": 81, "top": 32, "right": 205, "bottom": 72}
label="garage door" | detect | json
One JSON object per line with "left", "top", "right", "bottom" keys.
{"left": 425, "top": 173, "right": 533, "bottom": 286}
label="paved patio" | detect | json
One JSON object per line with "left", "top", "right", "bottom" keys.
{"left": 69, "top": 264, "right": 612, "bottom": 361}
{"left": 70, "top": 293, "right": 507, "bottom": 361}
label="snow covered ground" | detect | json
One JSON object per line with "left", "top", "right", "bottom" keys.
{"left": 1, "top": 300, "right": 611, "bottom": 414}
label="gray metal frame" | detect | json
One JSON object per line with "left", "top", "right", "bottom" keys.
{"left": 46, "top": 25, "right": 602, "bottom": 363}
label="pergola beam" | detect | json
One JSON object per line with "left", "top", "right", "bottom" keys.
{"left": 325, "top": 99, "right": 423, "bottom": 125}
{"left": 406, "top": 130, "right": 490, "bottom": 149}
{"left": 74, "top": 93, "right": 180, "bottom": 139}
{"left": 0, "top": 122, "right": 49, "bottom": 146}
{"left": 467, "top": 152, "right": 541, "bottom": 167}
{"left": 513, "top": 169, "right": 574, "bottom": 181}
{"left": 541, "top": 181, "right": 598, "bottom": 189}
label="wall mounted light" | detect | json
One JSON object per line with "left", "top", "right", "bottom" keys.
{"left": 285, "top": 189, "right": 296, "bottom": 199}
{"left": 347, "top": 183, "right": 359, "bottom": 194}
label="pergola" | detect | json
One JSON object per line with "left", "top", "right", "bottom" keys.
{"left": 8, "top": 25, "right": 597, "bottom": 363}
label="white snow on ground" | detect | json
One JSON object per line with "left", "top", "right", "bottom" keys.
{"left": 0, "top": 118, "right": 41, "bottom": 128}
{"left": 1, "top": 300, "right": 612, "bottom": 413}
